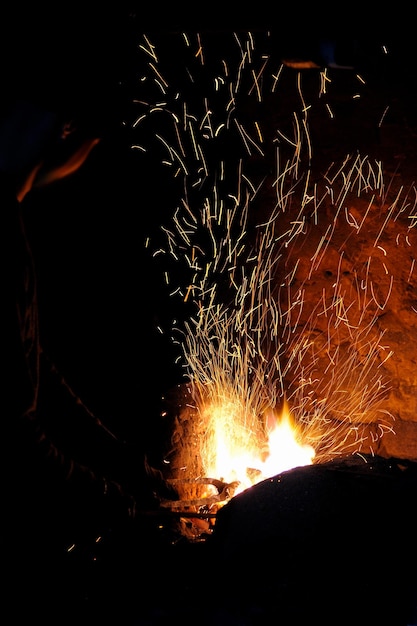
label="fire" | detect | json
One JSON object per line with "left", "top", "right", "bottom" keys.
{"left": 202, "top": 398, "right": 315, "bottom": 497}
{"left": 262, "top": 401, "right": 316, "bottom": 478}
{"left": 133, "top": 32, "right": 411, "bottom": 535}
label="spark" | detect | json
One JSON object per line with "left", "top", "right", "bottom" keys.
{"left": 132, "top": 30, "right": 416, "bottom": 497}
{"left": 139, "top": 34, "right": 158, "bottom": 61}
{"left": 326, "top": 103, "right": 334, "bottom": 119}
{"left": 271, "top": 64, "right": 284, "bottom": 93}
{"left": 378, "top": 106, "right": 390, "bottom": 127}
{"left": 149, "top": 63, "right": 169, "bottom": 91}
{"left": 408, "top": 258, "right": 415, "bottom": 282}
{"left": 319, "top": 68, "right": 331, "bottom": 97}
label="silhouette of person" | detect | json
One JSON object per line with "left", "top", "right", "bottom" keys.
{"left": 2, "top": 94, "right": 169, "bottom": 619}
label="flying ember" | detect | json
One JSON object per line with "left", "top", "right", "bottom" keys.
{"left": 131, "top": 30, "right": 416, "bottom": 533}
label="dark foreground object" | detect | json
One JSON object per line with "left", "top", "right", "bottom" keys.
{"left": 5, "top": 455, "right": 417, "bottom": 625}
{"left": 209, "top": 454, "right": 417, "bottom": 626}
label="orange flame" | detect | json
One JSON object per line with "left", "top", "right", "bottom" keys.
{"left": 203, "top": 398, "right": 315, "bottom": 498}
{"left": 262, "top": 400, "right": 316, "bottom": 479}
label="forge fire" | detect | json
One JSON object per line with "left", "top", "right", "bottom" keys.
{"left": 130, "top": 31, "right": 417, "bottom": 537}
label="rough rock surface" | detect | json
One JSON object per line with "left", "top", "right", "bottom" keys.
{"left": 271, "top": 67, "right": 417, "bottom": 463}
{"left": 160, "top": 63, "right": 417, "bottom": 466}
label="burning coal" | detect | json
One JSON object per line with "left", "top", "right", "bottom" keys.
{"left": 130, "top": 31, "right": 416, "bottom": 527}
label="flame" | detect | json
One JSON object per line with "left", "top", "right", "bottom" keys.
{"left": 139, "top": 34, "right": 401, "bottom": 531}
{"left": 262, "top": 400, "right": 316, "bottom": 479}
{"left": 203, "top": 398, "right": 315, "bottom": 498}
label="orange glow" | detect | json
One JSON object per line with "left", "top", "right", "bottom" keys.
{"left": 262, "top": 400, "right": 316, "bottom": 479}
{"left": 202, "top": 398, "right": 315, "bottom": 498}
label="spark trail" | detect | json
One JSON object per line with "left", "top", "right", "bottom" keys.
{"left": 131, "top": 31, "right": 416, "bottom": 483}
